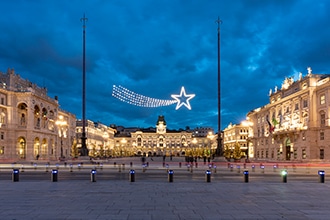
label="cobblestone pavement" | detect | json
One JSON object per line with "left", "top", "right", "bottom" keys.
{"left": 1, "top": 157, "right": 330, "bottom": 220}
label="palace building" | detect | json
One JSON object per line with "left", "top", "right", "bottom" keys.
{"left": 247, "top": 68, "right": 330, "bottom": 161}
{"left": 114, "top": 115, "right": 217, "bottom": 158}
{"left": 0, "top": 68, "right": 76, "bottom": 161}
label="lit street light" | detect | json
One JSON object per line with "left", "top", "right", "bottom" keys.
{"left": 56, "top": 115, "right": 67, "bottom": 159}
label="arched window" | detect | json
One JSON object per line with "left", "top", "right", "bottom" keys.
{"left": 34, "top": 105, "right": 41, "bottom": 128}
{"left": 17, "top": 103, "right": 28, "bottom": 126}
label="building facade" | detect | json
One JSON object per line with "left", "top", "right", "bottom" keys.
{"left": 114, "top": 115, "right": 217, "bottom": 158}
{"left": 0, "top": 68, "right": 76, "bottom": 161}
{"left": 75, "top": 120, "right": 116, "bottom": 158}
{"left": 223, "top": 122, "right": 252, "bottom": 160}
{"left": 247, "top": 68, "right": 330, "bottom": 161}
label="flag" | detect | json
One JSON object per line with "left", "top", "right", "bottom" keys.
{"left": 272, "top": 118, "right": 279, "bottom": 126}
{"left": 267, "top": 118, "right": 275, "bottom": 133}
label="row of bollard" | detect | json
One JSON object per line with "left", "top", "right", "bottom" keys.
{"left": 10, "top": 168, "right": 327, "bottom": 184}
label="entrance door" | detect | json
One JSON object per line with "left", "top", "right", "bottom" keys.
{"left": 285, "top": 138, "right": 291, "bottom": 160}
{"left": 286, "top": 145, "right": 291, "bottom": 160}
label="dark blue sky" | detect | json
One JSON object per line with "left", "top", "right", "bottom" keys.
{"left": 0, "top": 0, "right": 329, "bottom": 131}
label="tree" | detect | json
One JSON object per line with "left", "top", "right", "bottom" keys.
{"left": 71, "top": 139, "right": 79, "bottom": 158}
{"left": 233, "top": 142, "right": 242, "bottom": 160}
{"left": 223, "top": 145, "right": 232, "bottom": 160}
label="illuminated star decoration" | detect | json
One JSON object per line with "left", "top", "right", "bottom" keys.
{"left": 171, "top": 86, "right": 195, "bottom": 110}
{"left": 112, "top": 85, "right": 195, "bottom": 110}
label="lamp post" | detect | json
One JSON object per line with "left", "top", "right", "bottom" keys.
{"left": 207, "top": 132, "right": 215, "bottom": 160}
{"left": 56, "top": 115, "right": 67, "bottom": 159}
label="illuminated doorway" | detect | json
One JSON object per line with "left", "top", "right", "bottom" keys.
{"left": 285, "top": 138, "right": 291, "bottom": 160}
{"left": 17, "top": 137, "right": 26, "bottom": 159}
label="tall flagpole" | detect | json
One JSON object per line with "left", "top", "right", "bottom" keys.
{"left": 80, "top": 14, "right": 88, "bottom": 156}
{"left": 216, "top": 17, "right": 222, "bottom": 156}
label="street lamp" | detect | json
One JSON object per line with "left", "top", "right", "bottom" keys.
{"left": 56, "top": 115, "right": 67, "bottom": 159}
{"left": 207, "top": 132, "right": 215, "bottom": 159}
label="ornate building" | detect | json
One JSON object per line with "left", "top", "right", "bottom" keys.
{"left": 0, "top": 68, "right": 76, "bottom": 161}
{"left": 247, "top": 68, "right": 330, "bottom": 161}
{"left": 223, "top": 122, "right": 252, "bottom": 160}
{"left": 75, "top": 120, "right": 116, "bottom": 158}
{"left": 114, "top": 115, "right": 217, "bottom": 158}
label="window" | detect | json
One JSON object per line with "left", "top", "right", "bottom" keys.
{"left": 320, "top": 112, "right": 326, "bottom": 127}
{"left": 0, "top": 146, "right": 3, "bottom": 154}
{"left": 320, "top": 131, "right": 324, "bottom": 140}
{"left": 303, "top": 99, "right": 308, "bottom": 108}
{"left": 320, "top": 94, "right": 326, "bottom": 105}
{"left": 294, "top": 149, "right": 297, "bottom": 159}
{"left": 320, "top": 149, "right": 324, "bottom": 159}
{"left": 0, "top": 132, "right": 3, "bottom": 140}
{"left": 295, "top": 103, "right": 299, "bottom": 110}
{"left": 302, "top": 149, "right": 306, "bottom": 159}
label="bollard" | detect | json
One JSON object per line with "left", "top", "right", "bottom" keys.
{"left": 179, "top": 162, "right": 182, "bottom": 168}
{"left": 51, "top": 169, "right": 58, "bottom": 182}
{"left": 129, "top": 169, "right": 135, "bottom": 182}
{"left": 69, "top": 164, "right": 73, "bottom": 172}
{"left": 142, "top": 164, "right": 146, "bottom": 172}
{"left": 243, "top": 170, "right": 249, "bottom": 183}
{"left": 213, "top": 165, "right": 217, "bottom": 173}
{"left": 318, "top": 170, "right": 325, "bottom": 183}
{"left": 12, "top": 169, "right": 19, "bottom": 182}
{"left": 91, "top": 169, "right": 97, "bottom": 182}
{"left": 78, "top": 163, "right": 81, "bottom": 171}
{"left": 45, "top": 164, "right": 49, "bottom": 172}
{"left": 114, "top": 162, "right": 116, "bottom": 167}
{"left": 260, "top": 165, "right": 265, "bottom": 173}
{"left": 237, "top": 165, "right": 241, "bottom": 173}
{"left": 281, "top": 170, "right": 287, "bottom": 183}
{"left": 252, "top": 165, "right": 255, "bottom": 172}
{"left": 34, "top": 163, "right": 37, "bottom": 170}
{"left": 273, "top": 165, "right": 277, "bottom": 172}
{"left": 230, "top": 164, "right": 233, "bottom": 172}
{"left": 168, "top": 170, "right": 174, "bottom": 182}
{"left": 205, "top": 170, "right": 211, "bottom": 182}
{"left": 100, "top": 163, "right": 103, "bottom": 170}
{"left": 21, "top": 165, "right": 24, "bottom": 172}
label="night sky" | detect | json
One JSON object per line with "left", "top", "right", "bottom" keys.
{"left": 0, "top": 0, "right": 329, "bottom": 131}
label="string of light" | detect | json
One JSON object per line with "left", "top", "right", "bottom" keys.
{"left": 112, "top": 85, "right": 177, "bottom": 107}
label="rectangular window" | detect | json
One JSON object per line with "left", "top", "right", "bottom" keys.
{"left": 294, "top": 149, "right": 297, "bottom": 159}
{"left": 0, "top": 146, "right": 4, "bottom": 154}
{"left": 0, "top": 132, "right": 3, "bottom": 140}
{"left": 321, "top": 114, "right": 326, "bottom": 126}
{"left": 277, "top": 149, "right": 281, "bottom": 159}
{"left": 320, "top": 95, "right": 326, "bottom": 105}
{"left": 0, "top": 97, "right": 4, "bottom": 105}
{"left": 320, "top": 149, "right": 324, "bottom": 159}
{"left": 302, "top": 149, "right": 306, "bottom": 159}
{"left": 303, "top": 99, "right": 308, "bottom": 108}
{"left": 295, "top": 103, "right": 299, "bottom": 110}
{"left": 320, "top": 131, "right": 324, "bottom": 140}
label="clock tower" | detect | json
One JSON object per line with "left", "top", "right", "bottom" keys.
{"left": 156, "top": 115, "right": 167, "bottom": 134}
